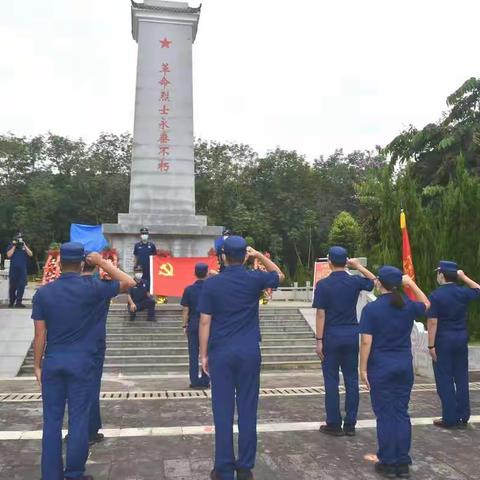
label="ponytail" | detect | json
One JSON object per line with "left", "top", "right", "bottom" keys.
{"left": 380, "top": 281, "right": 406, "bottom": 309}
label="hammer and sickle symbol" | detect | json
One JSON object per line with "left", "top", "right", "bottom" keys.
{"left": 159, "top": 262, "right": 174, "bottom": 277}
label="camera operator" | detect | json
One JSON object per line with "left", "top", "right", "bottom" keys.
{"left": 6, "top": 232, "right": 33, "bottom": 308}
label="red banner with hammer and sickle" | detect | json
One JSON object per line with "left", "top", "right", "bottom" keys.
{"left": 151, "top": 255, "right": 219, "bottom": 297}
{"left": 400, "top": 210, "right": 417, "bottom": 300}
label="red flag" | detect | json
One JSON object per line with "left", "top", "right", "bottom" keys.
{"left": 400, "top": 210, "right": 416, "bottom": 300}
{"left": 150, "top": 255, "right": 219, "bottom": 297}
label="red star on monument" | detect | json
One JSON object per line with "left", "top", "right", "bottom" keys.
{"left": 160, "top": 37, "right": 172, "bottom": 48}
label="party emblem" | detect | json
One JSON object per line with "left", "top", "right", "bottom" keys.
{"left": 159, "top": 262, "right": 174, "bottom": 277}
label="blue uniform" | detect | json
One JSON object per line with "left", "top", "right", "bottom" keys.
{"left": 199, "top": 266, "right": 280, "bottom": 480}
{"left": 360, "top": 295, "right": 426, "bottom": 466}
{"left": 7, "top": 242, "right": 28, "bottom": 306}
{"left": 428, "top": 284, "right": 480, "bottom": 425}
{"left": 312, "top": 271, "right": 374, "bottom": 428}
{"left": 128, "top": 280, "right": 156, "bottom": 321}
{"left": 32, "top": 273, "right": 119, "bottom": 480}
{"left": 133, "top": 241, "right": 156, "bottom": 284}
{"left": 181, "top": 280, "right": 210, "bottom": 387}
{"left": 88, "top": 280, "right": 112, "bottom": 439}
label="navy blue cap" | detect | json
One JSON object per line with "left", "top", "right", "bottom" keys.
{"left": 60, "top": 242, "right": 85, "bottom": 262}
{"left": 223, "top": 235, "right": 248, "bottom": 260}
{"left": 437, "top": 260, "right": 459, "bottom": 274}
{"left": 378, "top": 266, "right": 403, "bottom": 287}
{"left": 140, "top": 227, "right": 149, "bottom": 234}
{"left": 328, "top": 246, "right": 348, "bottom": 265}
{"left": 195, "top": 262, "right": 209, "bottom": 277}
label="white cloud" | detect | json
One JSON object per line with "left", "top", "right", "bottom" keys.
{"left": 1, "top": 0, "right": 478, "bottom": 159}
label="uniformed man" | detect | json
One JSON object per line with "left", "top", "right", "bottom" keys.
{"left": 359, "top": 267, "right": 430, "bottom": 479}
{"left": 214, "top": 229, "right": 231, "bottom": 272}
{"left": 83, "top": 261, "right": 110, "bottom": 445}
{"left": 133, "top": 227, "right": 157, "bottom": 286}
{"left": 181, "top": 263, "right": 211, "bottom": 389}
{"left": 32, "top": 242, "right": 135, "bottom": 480}
{"left": 6, "top": 232, "right": 33, "bottom": 308}
{"left": 427, "top": 261, "right": 480, "bottom": 429}
{"left": 127, "top": 266, "right": 156, "bottom": 322}
{"left": 199, "top": 236, "right": 285, "bottom": 480}
{"left": 312, "top": 246, "right": 375, "bottom": 436}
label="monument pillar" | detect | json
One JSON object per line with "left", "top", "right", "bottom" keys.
{"left": 103, "top": 0, "right": 222, "bottom": 271}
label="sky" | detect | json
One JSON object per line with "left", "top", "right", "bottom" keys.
{"left": 1, "top": 0, "right": 479, "bottom": 160}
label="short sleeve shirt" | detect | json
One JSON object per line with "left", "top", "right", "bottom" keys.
{"left": 199, "top": 265, "right": 280, "bottom": 349}
{"left": 181, "top": 280, "right": 205, "bottom": 326}
{"left": 133, "top": 242, "right": 157, "bottom": 272}
{"left": 7, "top": 243, "right": 28, "bottom": 271}
{"left": 31, "top": 272, "right": 120, "bottom": 354}
{"left": 312, "top": 271, "right": 374, "bottom": 328}
{"left": 427, "top": 284, "right": 480, "bottom": 334}
{"left": 129, "top": 280, "right": 150, "bottom": 303}
{"left": 359, "top": 294, "right": 426, "bottom": 354}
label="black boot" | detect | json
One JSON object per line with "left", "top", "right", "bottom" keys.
{"left": 237, "top": 468, "right": 254, "bottom": 480}
{"left": 343, "top": 423, "right": 356, "bottom": 437}
{"left": 374, "top": 462, "right": 396, "bottom": 478}
{"left": 319, "top": 424, "right": 344, "bottom": 436}
{"left": 396, "top": 464, "right": 411, "bottom": 479}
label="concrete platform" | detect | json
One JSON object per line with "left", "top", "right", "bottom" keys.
{"left": 0, "top": 374, "right": 479, "bottom": 479}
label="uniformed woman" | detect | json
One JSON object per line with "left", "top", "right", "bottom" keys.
{"left": 359, "top": 267, "right": 430, "bottom": 479}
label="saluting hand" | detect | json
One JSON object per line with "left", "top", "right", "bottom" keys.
{"left": 402, "top": 275, "right": 413, "bottom": 287}
{"left": 246, "top": 247, "right": 260, "bottom": 259}
{"left": 86, "top": 252, "right": 103, "bottom": 266}
{"left": 360, "top": 370, "right": 370, "bottom": 391}
{"left": 201, "top": 356, "right": 209, "bottom": 376}
{"left": 346, "top": 258, "right": 360, "bottom": 269}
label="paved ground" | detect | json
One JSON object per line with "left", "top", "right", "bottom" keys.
{"left": 0, "top": 372, "right": 479, "bottom": 479}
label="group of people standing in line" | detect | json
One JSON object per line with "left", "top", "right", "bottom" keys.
{"left": 29, "top": 229, "right": 479, "bottom": 480}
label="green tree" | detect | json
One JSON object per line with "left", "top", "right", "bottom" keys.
{"left": 328, "top": 211, "right": 362, "bottom": 256}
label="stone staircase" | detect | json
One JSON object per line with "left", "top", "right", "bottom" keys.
{"left": 18, "top": 305, "right": 320, "bottom": 376}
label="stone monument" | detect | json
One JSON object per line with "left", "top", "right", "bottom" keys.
{"left": 103, "top": 0, "right": 222, "bottom": 271}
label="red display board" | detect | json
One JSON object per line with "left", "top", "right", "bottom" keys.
{"left": 150, "top": 255, "right": 219, "bottom": 297}
{"left": 313, "top": 259, "right": 331, "bottom": 288}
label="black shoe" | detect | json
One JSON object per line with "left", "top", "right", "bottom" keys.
{"left": 457, "top": 421, "right": 468, "bottom": 430}
{"left": 189, "top": 384, "right": 207, "bottom": 390}
{"left": 319, "top": 424, "right": 344, "bottom": 437}
{"left": 396, "top": 464, "right": 411, "bottom": 479}
{"left": 374, "top": 462, "right": 396, "bottom": 478}
{"left": 15, "top": 303, "right": 26, "bottom": 308}
{"left": 433, "top": 418, "right": 457, "bottom": 429}
{"left": 147, "top": 318, "right": 157, "bottom": 322}
{"left": 210, "top": 470, "right": 221, "bottom": 480}
{"left": 89, "top": 432, "right": 105, "bottom": 444}
{"left": 343, "top": 424, "right": 356, "bottom": 437}
{"left": 8, "top": 303, "right": 14, "bottom": 308}
{"left": 237, "top": 468, "right": 254, "bottom": 480}
{"left": 129, "top": 316, "right": 136, "bottom": 322}
{"left": 64, "top": 476, "right": 94, "bottom": 480}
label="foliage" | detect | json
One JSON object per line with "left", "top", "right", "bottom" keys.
{"left": 328, "top": 211, "right": 362, "bottom": 256}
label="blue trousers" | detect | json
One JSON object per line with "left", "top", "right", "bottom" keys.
{"left": 187, "top": 324, "right": 209, "bottom": 387}
{"left": 88, "top": 345, "right": 106, "bottom": 438}
{"left": 322, "top": 328, "right": 359, "bottom": 427}
{"left": 129, "top": 297, "right": 156, "bottom": 320}
{"left": 209, "top": 344, "right": 261, "bottom": 480}
{"left": 433, "top": 332, "right": 470, "bottom": 425}
{"left": 9, "top": 267, "right": 27, "bottom": 305}
{"left": 369, "top": 353, "right": 413, "bottom": 466}
{"left": 41, "top": 351, "right": 94, "bottom": 480}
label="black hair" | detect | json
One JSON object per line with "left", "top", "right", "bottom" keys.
{"left": 225, "top": 254, "right": 244, "bottom": 265}
{"left": 61, "top": 260, "right": 83, "bottom": 272}
{"left": 83, "top": 263, "right": 96, "bottom": 273}
{"left": 379, "top": 280, "right": 405, "bottom": 309}
{"left": 196, "top": 270, "right": 208, "bottom": 279}
{"left": 331, "top": 261, "right": 347, "bottom": 268}
{"left": 443, "top": 271, "right": 458, "bottom": 283}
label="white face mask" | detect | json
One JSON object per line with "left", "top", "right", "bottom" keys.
{"left": 141, "top": 234, "right": 148, "bottom": 241}
{"left": 134, "top": 273, "right": 143, "bottom": 280}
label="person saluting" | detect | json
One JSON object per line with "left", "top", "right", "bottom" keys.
{"left": 427, "top": 261, "right": 480, "bottom": 429}
{"left": 359, "top": 267, "right": 430, "bottom": 479}
{"left": 32, "top": 242, "right": 136, "bottom": 480}
{"left": 199, "top": 236, "right": 285, "bottom": 480}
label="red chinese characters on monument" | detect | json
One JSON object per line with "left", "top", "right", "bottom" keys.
{"left": 158, "top": 39, "right": 173, "bottom": 172}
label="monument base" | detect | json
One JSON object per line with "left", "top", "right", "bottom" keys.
{"left": 103, "top": 214, "right": 223, "bottom": 273}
